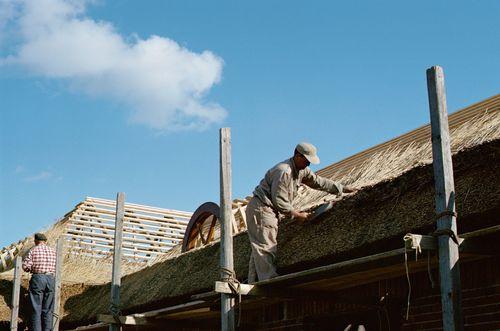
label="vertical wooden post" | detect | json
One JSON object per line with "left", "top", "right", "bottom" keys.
{"left": 10, "top": 256, "right": 22, "bottom": 331}
{"left": 426, "top": 65, "right": 463, "bottom": 331}
{"left": 109, "top": 192, "right": 125, "bottom": 331}
{"left": 53, "top": 238, "right": 64, "bottom": 331}
{"left": 220, "top": 128, "right": 235, "bottom": 331}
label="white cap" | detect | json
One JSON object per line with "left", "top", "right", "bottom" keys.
{"left": 296, "top": 142, "right": 320, "bottom": 164}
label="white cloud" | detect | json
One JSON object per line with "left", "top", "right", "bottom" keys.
{"left": 1, "top": 0, "right": 226, "bottom": 130}
{"left": 24, "top": 171, "right": 53, "bottom": 182}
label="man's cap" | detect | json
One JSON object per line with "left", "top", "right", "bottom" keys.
{"left": 296, "top": 142, "right": 320, "bottom": 164}
{"left": 34, "top": 233, "right": 47, "bottom": 241}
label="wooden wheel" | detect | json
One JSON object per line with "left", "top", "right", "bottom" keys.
{"left": 182, "top": 202, "right": 220, "bottom": 252}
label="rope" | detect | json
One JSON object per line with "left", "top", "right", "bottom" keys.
{"left": 435, "top": 210, "right": 458, "bottom": 220}
{"left": 220, "top": 267, "right": 242, "bottom": 327}
{"left": 432, "top": 228, "right": 460, "bottom": 245}
{"left": 403, "top": 234, "right": 422, "bottom": 320}
{"left": 52, "top": 312, "right": 60, "bottom": 329}
{"left": 109, "top": 302, "right": 122, "bottom": 325}
{"left": 427, "top": 251, "right": 435, "bottom": 288}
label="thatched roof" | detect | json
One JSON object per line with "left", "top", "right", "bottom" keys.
{"left": 1, "top": 95, "right": 499, "bottom": 328}
{"left": 0, "top": 197, "right": 192, "bottom": 285}
{"left": 56, "top": 95, "right": 499, "bottom": 327}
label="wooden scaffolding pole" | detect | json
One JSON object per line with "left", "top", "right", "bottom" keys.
{"left": 53, "top": 237, "right": 65, "bottom": 331}
{"left": 219, "top": 128, "right": 235, "bottom": 331}
{"left": 109, "top": 192, "right": 125, "bottom": 331}
{"left": 426, "top": 65, "right": 463, "bottom": 330}
{"left": 10, "top": 256, "right": 22, "bottom": 331}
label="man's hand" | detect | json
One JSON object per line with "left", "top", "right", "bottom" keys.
{"left": 292, "top": 210, "right": 310, "bottom": 222}
{"left": 342, "top": 185, "right": 357, "bottom": 194}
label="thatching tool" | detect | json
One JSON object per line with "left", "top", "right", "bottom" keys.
{"left": 308, "top": 201, "right": 336, "bottom": 222}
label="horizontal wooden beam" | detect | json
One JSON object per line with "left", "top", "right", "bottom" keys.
{"left": 214, "top": 281, "right": 389, "bottom": 307}
{"left": 67, "top": 247, "right": 152, "bottom": 261}
{"left": 65, "top": 238, "right": 173, "bottom": 256}
{"left": 71, "top": 214, "right": 186, "bottom": 233}
{"left": 69, "top": 218, "right": 185, "bottom": 238}
{"left": 158, "top": 307, "right": 211, "bottom": 319}
{"left": 404, "top": 225, "right": 500, "bottom": 254}
{"left": 75, "top": 210, "right": 189, "bottom": 230}
{"left": 66, "top": 228, "right": 179, "bottom": 246}
{"left": 97, "top": 307, "right": 211, "bottom": 325}
{"left": 85, "top": 197, "right": 193, "bottom": 218}
{"left": 98, "top": 314, "right": 148, "bottom": 325}
{"left": 98, "top": 300, "right": 210, "bottom": 326}
{"left": 215, "top": 282, "right": 259, "bottom": 296}
{"left": 66, "top": 322, "right": 108, "bottom": 331}
{"left": 65, "top": 232, "right": 177, "bottom": 249}
{"left": 258, "top": 248, "right": 407, "bottom": 288}
{"left": 137, "top": 300, "right": 207, "bottom": 318}
{"left": 79, "top": 205, "right": 190, "bottom": 224}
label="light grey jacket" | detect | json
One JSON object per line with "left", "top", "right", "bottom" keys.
{"left": 253, "top": 158, "right": 342, "bottom": 216}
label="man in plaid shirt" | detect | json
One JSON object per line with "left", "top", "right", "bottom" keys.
{"left": 22, "top": 233, "right": 57, "bottom": 331}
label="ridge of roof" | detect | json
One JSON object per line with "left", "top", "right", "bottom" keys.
{"left": 318, "top": 94, "right": 500, "bottom": 179}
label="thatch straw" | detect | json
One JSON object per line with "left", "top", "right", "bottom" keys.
{"left": 0, "top": 215, "right": 68, "bottom": 275}
{"left": 294, "top": 109, "right": 500, "bottom": 212}
{"left": 54, "top": 135, "right": 498, "bottom": 326}
{"left": 0, "top": 104, "right": 498, "bottom": 326}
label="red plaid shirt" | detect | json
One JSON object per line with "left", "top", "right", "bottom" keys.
{"left": 22, "top": 243, "right": 56, "bottom": 274}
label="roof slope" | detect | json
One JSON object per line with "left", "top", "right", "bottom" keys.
{"left": 1, "top": 198, "right": 192, "bottom": 284}
{"left": 58, "top": 96, "right": 499, "bottom": 326}
{"left": 1, "top": 95, "right": 498, "bottom": 327}
{"left": 318, "top": 94, "right": 499, "bottom": 179}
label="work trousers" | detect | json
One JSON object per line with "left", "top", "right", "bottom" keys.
{"left": 246, "top": 197, "right": 279, "bottom": 283}
{"left": 29, "top": 274, "right": 55, "bottom": 331}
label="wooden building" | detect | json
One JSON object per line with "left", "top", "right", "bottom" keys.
{"left": 1, "top": 95, "right": 499, "bottom": 330}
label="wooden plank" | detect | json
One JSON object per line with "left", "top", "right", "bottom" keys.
{"left": 81, "top": 202, "right": 192, "bottom": 221}
{"left": 76, "top": 208, "right": 189, "bottom": 228}
{"left": 10, "top": 256, "right": 22, "bottom": 331}
{"left": 65, "top": 240, "right": 169, "bottom": 258}
{"left": 461, "top": 225, "right": 500, "bottom": 239}
{"left": 99, "top": 314, "right": 148, "bottom": 325}
{"left": 191, "top": 291, "right": 219, "bottom": 301}
{"left": 53, "top": 238, "right": 64, "bottom": 331}
{"left": 109, "top": 192, "right": 125, "bottom": 331}
{"left": 68, "top": 222, "right": 185, "bottom": 241}
{"left": 135, "top": 300, "right": 207, "bottom": 318}
{"left": 405, "top": 229, "right": 500, "bottom": 255}
{"left": 67, "top": 246, "right": 151, "bottom": 261}
{"left": 427, "top": 65, "right": 463, "bottom": 331}
{"left": 66, "top": 322, "right": 108, "bottom": 331}
{"left": 64, "top": 233, "right": 176, "bottom": 251}
{"left": 215, "top": 281, "right": 258, "bottom": 296}
{"left": 85, "top": 197, "right": 193, "bottom": 218}
{"left": 66, "top": 228, "right": 179, "bottom": 246}
{"left": 219, "top": 127, "right": 235, "bottom": 331}
{"left": 98, "top": 308, "right": 211, "bottom": 325}
{"left": 257, "top": 248, "right": 407, "bottom": 288}
{"left": 70, "top": 214, "right": 186, "bottom": 233}
{"left": 77, "top": 204, "right": 190, "bottom": 223}
{"left": 161, "top": 307, "right": 211, "bottom": 319}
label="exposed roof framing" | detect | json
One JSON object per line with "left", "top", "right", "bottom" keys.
{"left": 65, "top": 197, "right": 192, "bottom": 262}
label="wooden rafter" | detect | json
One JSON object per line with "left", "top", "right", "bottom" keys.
{"left": 64, "top": 197, "right": 192, "bottom": 262}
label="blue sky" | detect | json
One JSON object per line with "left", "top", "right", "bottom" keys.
{"left": 1, "top": 0, "right": 499, "bottom": 247}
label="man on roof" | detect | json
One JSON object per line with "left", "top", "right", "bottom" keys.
{"left": 22, "top": 233, "right": 57, "bottom": 331}
{"left": 246, "top": 142, "right": 356, "bottom": 283}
